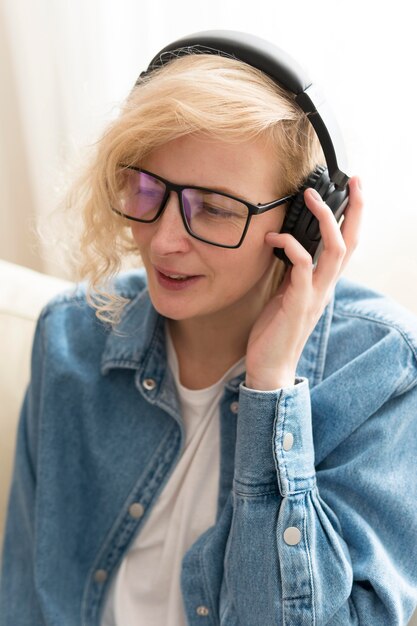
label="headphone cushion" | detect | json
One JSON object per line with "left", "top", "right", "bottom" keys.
{"left": 274, "top": 165, "right": 332, "bottom": 265}
{"left": 283, "top": 165, "right": 327, "bottom": 234}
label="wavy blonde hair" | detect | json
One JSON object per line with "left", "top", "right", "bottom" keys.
{"left": 62, "top": 52, "right": 325, "bottom": 324}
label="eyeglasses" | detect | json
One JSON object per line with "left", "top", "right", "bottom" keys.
{"left": 112, "top": 166, "right": 296, "bottom": 248}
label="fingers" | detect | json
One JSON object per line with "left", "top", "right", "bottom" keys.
{"left": 265, "top": 175, "right": 364, "bottom": 296}
{"left": 303, "top": 187, "right": 347, "bottom": 289}
{"left": 338, "top": 176, "right": 364, "bottom": 272}
{"left": 265, "top": 230, "right": 314, "bottom": 295}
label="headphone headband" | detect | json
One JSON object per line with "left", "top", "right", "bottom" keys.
{"left": 137, "top": 30, "right": 349, "bottom": 189}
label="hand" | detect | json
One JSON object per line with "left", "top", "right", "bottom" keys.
{"left": 245, "top": 176, "right": 364, "bottom": 391}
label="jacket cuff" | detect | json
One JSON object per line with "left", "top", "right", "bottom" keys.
{"left": 234, "top": 377, "right": 316, "bottom": 496}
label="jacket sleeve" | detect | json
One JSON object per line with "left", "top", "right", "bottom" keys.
{"left": 220, "top": 375, "right": 417, "bottom": 625}
{"left": 0, "top": 315, "right": 46, "bottom": 625}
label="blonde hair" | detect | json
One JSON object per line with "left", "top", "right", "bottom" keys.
{"left": 63, "top": 52, "right": 325, "bottom": 324}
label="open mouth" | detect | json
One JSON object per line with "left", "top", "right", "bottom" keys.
{"left": 154, "top": 267, "right": 203, "bottom": 289}
{"left": 161, "top": 273, "right": 193, "bottom": 281}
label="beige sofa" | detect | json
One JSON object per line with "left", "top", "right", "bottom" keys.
{"left": 0, "top": 260, "right": 71, "bottom": 542}
{"left": 1, "top": 259, "right": 416, "bottom": 624}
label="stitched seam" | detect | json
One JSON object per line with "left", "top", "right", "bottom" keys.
{"left": 333, "top": 309, "right": 417, "bottom": 365}
{"left": 199, "top": 531, "right": 220, "bottom": 624}
{"left": 311, "top": 309, "right": 329, "bottom": 387}
{"left": 303, "top": 490, "right": 316, "bottom": 625}
{"left": 272, "top": 392, "right": 283, "bottom": 497}
{"left": 233, "top": 489, "right": 280, "bottom": 498}
{"left": 281, "top": 391, "right": 290, "bottom": 492}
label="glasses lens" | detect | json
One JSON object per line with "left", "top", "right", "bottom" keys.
{"left": 117, "top": 169, "right": 166, "bottom": 221}
{"left": 182, "top": 188, "right": 249, "bottom": 246}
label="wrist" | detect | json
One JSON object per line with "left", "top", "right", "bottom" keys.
{"left": 245, "top": 373, "right": 295, "bottom": 391}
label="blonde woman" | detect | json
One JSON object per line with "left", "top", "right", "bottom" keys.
{"left": 1, "top": 31, "right": 417, "bottom": 626}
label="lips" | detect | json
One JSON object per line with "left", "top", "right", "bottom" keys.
{"left": 153, "top": 264, "right": 204, "bottom": 291}
{"left": 154, "top": 265, "right": 199, "bottom": 279}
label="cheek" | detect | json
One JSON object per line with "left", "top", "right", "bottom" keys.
{"left": 265, "top": 209, "right": 285, "bottom": 235}
{"left": 217, "top": 234, "right": 275, "bottom": 290}
{"left": 240, "top": 219, "right": 278, "bottom": 264}
{"left": 130, "top": 224, "right": 148, "bottom": 252}
{"left": 227, "top": 222, "right": 279, "bottom": 285}
{"left": 250, "top": 211, "right": 285, "bottom": 261}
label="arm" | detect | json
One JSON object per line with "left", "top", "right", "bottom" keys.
{"left": 221, "top": 178, "right": 416, "bottom": 623}
{"left": 221, "top": 375, "right": 417, "bottom": 625}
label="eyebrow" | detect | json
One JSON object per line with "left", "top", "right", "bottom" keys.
{"left": 155, "top": 170, "right": 250, "bottom": 201}
{"left": 165, "top": 176, "right": 241, "bottom": 198}
{"left": 193, "top": 183, "right": 260, "bottom": 207}
{"left": 186, "top": 182, "right": 277, "bottom": 207}
{"left": 204, "top": 183, "right": 245, "bottom": 197}
{"left": 127, "top": 164, "right": 259, "bottom": 204}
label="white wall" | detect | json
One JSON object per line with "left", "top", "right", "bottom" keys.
{"left": 1, "top": 0, "right": 416, "bottom": 312}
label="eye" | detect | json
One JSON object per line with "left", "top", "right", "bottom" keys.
{"left": 139, "top": 188, "right": 162, "bottom": 198}
{"left": 203, "top": 204, "right": 237, "bottom": 218}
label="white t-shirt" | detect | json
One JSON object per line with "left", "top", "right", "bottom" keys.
{"left": 101, "top": 321, "right": 246, "bottom": 626}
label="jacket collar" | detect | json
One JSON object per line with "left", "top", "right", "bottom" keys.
{"left": 101, "top": 284, "right": 335, "bottom": 391}
{"left": 101, "top": 286, "right": 162, "bottom": 374}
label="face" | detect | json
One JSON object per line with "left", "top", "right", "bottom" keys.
{"left": 130, "top": 133, "right": 286, "bottom": 325}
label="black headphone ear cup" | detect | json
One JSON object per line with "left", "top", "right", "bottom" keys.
{"left": 274, "top": 166, "right": 349, "bottom": 266}
{"left": 274, "top": 165, "right": 327, "bottom": 265}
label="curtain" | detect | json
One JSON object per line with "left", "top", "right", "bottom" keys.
{"left": 0, "top": 0, "right": 416, "bottom": 312}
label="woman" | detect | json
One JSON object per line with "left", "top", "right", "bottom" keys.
{"left": 1, "top": 32, "right": 417, "bottom": 626}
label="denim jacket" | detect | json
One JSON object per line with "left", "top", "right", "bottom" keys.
{"left": 2, "top": 269, "right": 417, "bottom": 626}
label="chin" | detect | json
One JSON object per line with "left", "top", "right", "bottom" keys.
{"left": 147, "top": 291, "right": 196, "bottom": 320}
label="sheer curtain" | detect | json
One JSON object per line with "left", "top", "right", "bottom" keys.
{"left": 0, "top": 0, "right": 416, "bottom": 312}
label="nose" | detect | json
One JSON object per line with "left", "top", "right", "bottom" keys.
{"left": 150, "top": 191, "right": 193, "bottom": 256}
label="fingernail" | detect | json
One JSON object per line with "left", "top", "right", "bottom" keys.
{"left": 309, "top": 188, "right": 322, "bottom": 201}
{"left": 357, "top": 177, "right": 363, "bottom": 190}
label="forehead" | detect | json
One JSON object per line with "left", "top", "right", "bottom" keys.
{"left": 141, "top": 134, "right": 281, "bottom": 201}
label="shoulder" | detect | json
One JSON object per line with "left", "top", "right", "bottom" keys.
{"left": 333, "top": 276, "right": 417, "bottom": 359}
{"left": 32, "top": 267, "right": 149, "bottom": 359}
{"left": 334, "top": 277, "right": 417, "bottom": 348}
{"left": 39, "top": 267, "right": 148, "bottom": 322}
{"left": 326, "top": 276, "right": 417, "bottom": 393}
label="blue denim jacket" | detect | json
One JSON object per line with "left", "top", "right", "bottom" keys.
{"left": 2, "top": 269, "right": 417, "bottom": 626}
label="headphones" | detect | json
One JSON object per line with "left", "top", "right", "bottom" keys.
{"left": 136, "top": 30, "right": 350, "bottom": 266}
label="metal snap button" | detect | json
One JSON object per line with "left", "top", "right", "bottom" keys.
{"left": 196, "top": 605, "right": 210, "bottom": 616}
{"left": 283, "top": 526, "right": 301, "bottom": 545}
{"left": 129, "top": 502, "right": 145, "bottom": 519}
{"left": 142, "top": 378, "right": 156, "bottom": 391}
{"left": 94, "top": 569, "right": 108, "bottom": 583}
{"left": 230, "top": 401, "right": 239, "bottom": 414}
{"left": 283, "top": 432, "right": 294, "bottom": 451}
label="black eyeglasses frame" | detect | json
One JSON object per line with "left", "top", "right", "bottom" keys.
{"left": 112, "top": 165, "right": 296, "bottom": 249}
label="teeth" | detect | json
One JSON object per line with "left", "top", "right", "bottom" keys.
{"left": 166, "top": 274, "right": 189, "bottom": 280}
